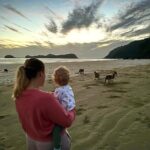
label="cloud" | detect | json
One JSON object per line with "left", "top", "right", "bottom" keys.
{"left": 4, "top": 4, "right": 30, "bottom": 21}
{"left": 110, "top": 0, "right": 150, "bottom": 31}
{"left": 61, "top": 0, "right": 104, "bottom": 33}
{"left": 45, "top": 18, "right": 58, "bottom": 33}
{"left": 45, "top": 41, "right": 55, "bottom": 47}
{"left": 120, "top": 29, "right": 135, "bottom": 37}
{"left": 4, "top": 25, "right": 22, "bottom": 34}
{"left": 45, "top": 6, "right": 64, "bottom": 21}
{"left": 14, "top": 24, "right": 32, "bottom": 32}
{"left": 121, "top": 25, "right": 150, "bottom": 38}
{"left": 40, "top": 31, "right": 49, "bottom": 37}
{"left": 0, "top": 15, "right": 32, "bottom": 32}
{"left": 0, "top": 15, "right": 9, "bottom": 22}
{"left": 68, "top": 0, "right": 81, "bottom": 7}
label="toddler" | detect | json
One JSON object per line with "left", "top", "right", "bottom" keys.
{"left": 52, "top": 66, "right": 75, "bottom": 150}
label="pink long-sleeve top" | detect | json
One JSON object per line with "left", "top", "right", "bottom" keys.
{"left": 15, "top": 88, "right": 75, "bottom": 142}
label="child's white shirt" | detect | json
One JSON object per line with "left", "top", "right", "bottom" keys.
{"left": 54, "top": 85, "right": 75, "bottom": 111}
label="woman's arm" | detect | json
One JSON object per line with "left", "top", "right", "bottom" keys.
{"left": 43, "top": 93, "right": 75, "bottom": 128}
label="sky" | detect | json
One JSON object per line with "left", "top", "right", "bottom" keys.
{"left": 0, "top": 0, "right": 149, "bottom": 58}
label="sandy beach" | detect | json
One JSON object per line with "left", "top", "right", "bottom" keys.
{"left": 0, "top": 60, "right": 150, "bottom": 150}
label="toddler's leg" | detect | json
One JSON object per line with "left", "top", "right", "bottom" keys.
{"left": 53, "top": 125, "right": 63, "bottom": 150}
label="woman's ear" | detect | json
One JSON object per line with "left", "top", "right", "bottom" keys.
{"left": 38, "top": 71, "right": 45, "bottom": 86}
{"left": 38, "top": 71, "right": 44, "bottom": 78}
{"left": 39, "top": 71, "right": 42, "bottom": 77}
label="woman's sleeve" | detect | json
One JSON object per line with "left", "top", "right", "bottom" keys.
{"left": 43, "top": 94, "right": 76, "bottom": 128}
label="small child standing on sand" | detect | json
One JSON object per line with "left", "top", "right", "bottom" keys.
{"left": 52, "top": 66, "right": 75, "bottom": 150}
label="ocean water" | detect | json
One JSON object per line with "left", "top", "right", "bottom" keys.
{"left": 0, "top": 58, "right": 113, "bottom": 64}
{"left": 0, "top": 58, "right": 150, "bottom": 85}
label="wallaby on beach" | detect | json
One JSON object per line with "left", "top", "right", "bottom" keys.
{"left": 105, "top": 71, "right": 117, "bottom": 84}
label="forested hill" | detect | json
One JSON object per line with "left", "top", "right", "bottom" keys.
{"left": 105, "top": 38, "right": 150, "bottom": 59}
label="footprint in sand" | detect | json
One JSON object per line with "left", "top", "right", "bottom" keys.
{"left": 0, "top": 116, "right": 5, "bottom": 120}
{"left": 76, "top": 107, "right": 86, "bottom": 116}
{"left": 0, "top": 115, "right": 9, "bottom": 120}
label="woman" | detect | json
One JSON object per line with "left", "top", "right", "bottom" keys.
{"left": 12, "top": 58, "right": 75, "bottom": 150}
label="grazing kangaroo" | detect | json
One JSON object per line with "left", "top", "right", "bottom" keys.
{"left": 94, "top": 71, "right": 100, "bottom": 80}
{"left": 105, "top": 71, "right": 117, "bottom": 84}
{"left": 79, "top": 69, "right": 84, "bottom": 75}
{"left": 4, "top": 69, "right": 8, "bottom": 72}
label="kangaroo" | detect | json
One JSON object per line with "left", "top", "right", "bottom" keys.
{"left": 105, "top": 71, "right": 117, "bottom": 84}
{"left": 94, "top": 71, "right": 100, "bottom": 80}
{"left": 79, "top": 69, "right": 84, "bottom": 75}
{"left": 4, "top": 69, "right": 8, "bottom": 72}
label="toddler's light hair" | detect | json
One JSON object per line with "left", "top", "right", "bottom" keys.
{"left": 53, "top": 66, "right": 70, "bottom": 86}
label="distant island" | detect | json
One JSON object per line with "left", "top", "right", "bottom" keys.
{"left": 25, "top": 53, "right": 78, "bottom": 58}
{"left": 105, "top": 38, "right": 150, "bottom": 59}
{"left": 5, "top": 55, "right": 15, "bottom": 58}
{"left": 5, "top": 53, "right": 78, "bottom": 59}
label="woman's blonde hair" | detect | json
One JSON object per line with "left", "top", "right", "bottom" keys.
{"left": 12, "top": 58, "right": 44, "bottom": 100}
{"left": 53, "top": 66, "right": 70, "bottom": 86}
{"left": 12, "top": 66, "right": 29, "bottom": 100}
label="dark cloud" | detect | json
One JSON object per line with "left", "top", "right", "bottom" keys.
{"left": 45, "top": 41, "right": 55, "bottom": 47}
{"left": 45, "top": 19, "right": 57, "bottom": 33}
{"left": 4, "top": 4, "right": 30, "bottom": 21}
{"left": 45, "top": 6, "right": 64, "bottom": 21}
{"left": 14, "top": 24, "right": 32, "bottom": 32}
{"left": 98, "top": 40, "right": 119, "bottom": 45}
{"left": 110, "top": 0, "right": 150, "bottom": 31}
{"left": 120, "top": 29, "right": 135, "bottom": 37}
{"left": 121, "top": 25, "right": 150, "bottom": 37}
{"left": 0, "top": 15, "right": 31, "bottom": 32}
{"left": 61, "top": 0, "right": 104, "bottom": 33}
{"left": 0, "top": 15, "right": 9, "bottom": 21}
{"left": 34, "top": 42, "right": 43, "bottom": 47}
{"left": 4, "top": 25, "right": 22, "bottom": 34}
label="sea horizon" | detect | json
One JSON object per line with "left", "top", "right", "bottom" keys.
{"left": 0, "top": 58, "right": 118, "bottom": 64}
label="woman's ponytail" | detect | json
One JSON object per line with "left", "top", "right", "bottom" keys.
{"left": 12, "top": 58, "right": 45, "bottom": 100}
{"left": 12, "top": 66, "right": 29, "bottom": 100}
